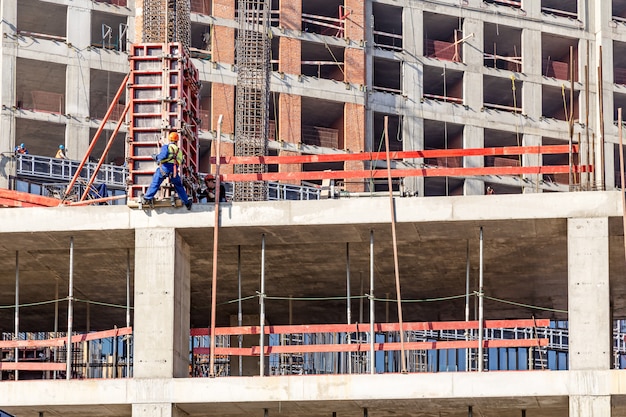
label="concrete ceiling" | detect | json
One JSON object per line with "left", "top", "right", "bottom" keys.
{"left": 0, "top": 195, "right": 624, "bottom": 333}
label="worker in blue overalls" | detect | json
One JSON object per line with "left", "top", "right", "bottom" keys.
{"left": 142, "top": 131, "right": 192, "bottom": 210}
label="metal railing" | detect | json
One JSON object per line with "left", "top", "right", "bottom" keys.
{"left": 14, "top": 154, "right": 127, "bottom": 188}
{"left": 268, "top": 181, "right": 321, "bottom": 200}
{"left": 14, "top": 154, "right": 321, "bottom": 202}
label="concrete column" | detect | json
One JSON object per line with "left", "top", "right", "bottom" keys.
{"left": 520, "top": 27, "right": 542, "bottom": 191}
{"left": 463, "top": 125, "right": 484, "bottom": 195}
{"left": 521, "top": 29, "right": 542, "bottom": 120}
{"left": 462, "top": 18, "right": 484, "bottom": 196}
{"left": 462, "top": 18, "right": 483, "bottom": 111}
{"left": 401, "top": 8, "right": 424, "bottom": 196}
{"left": 132, "top": 403, "right": 186, "bottom": 417}
{"left": 521, "top": 134, "right": 542, "bottom": 193}
{"left": 569, "top": 395, "right": 611, "bottom": 417}
{"left": 67, "top": 6, "right": 91, "bottom": 50}
{"left": 65, "top": 57, "right": 91, "bottom": 160}
{"left": 568, "top": 217, "right": 611, "bottom": 417}
{"left": 590, "top": 0, "right": 612, "bottom": 190}
{"left": 403, "top": 8, "right": 423, "bottom": 57}
{"left": 0, "top": 0, "right": 17, "bottom": 189}
{"left": 521, "top": 0, "right": 541, "bottom": 20}
{"left": 134, "top": 228, "right": 191, "bottom": 379}
{"left": 401, "top": 110, "right": 424, "bottom": 197}
{"left": 568, "top": 217, "right": 610, "bottom": 370}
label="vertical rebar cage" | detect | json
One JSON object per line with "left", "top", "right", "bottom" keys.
{"left": 142, "top": 0, "right": 191, "bottom": 52}
{"left": 234, "top": 0, "right": 271, "bottom": 201}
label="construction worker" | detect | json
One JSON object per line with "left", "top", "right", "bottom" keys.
{"left": 55, "top": 144, "right": 67, "bottom": 159}
{"left": 13, "top": 143, "right": 28, "bottom": 155}
{"left": 142, "top": 132, "right": 192, "bottom": 210}
{"left": 199, "top": 174, "right": 226, "bottom": 203}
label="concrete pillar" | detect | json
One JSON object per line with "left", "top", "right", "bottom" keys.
{"left": 0, "top": 0, "right": 17, "bottom": 189}
{"left": 462, "top": 18, "right": 484, "bottom": 196}
{"left": 568, "top": 217, "right": 611, "bottom": 416}
{"left": 568, "top": 217, "right": 610, "bottom": 371}
{"left": 590, "top": 0, "right": 612, "bottom": 190}
{"left": 462, "top": 18, "right": 483, "bottom": 111}
{"left": 65, "top": 59, "right": 91, "bottom": 160}
{"left": 521, "top": 29, "right": 542, "bottom": 120}
{"left": 463, "top": 125, "right": 484, "bottom": 195}
{"left": 134, "top": 228, "right": 191, "bottom": 379}
{"left": 521, "top": 134, "right": 542, "bottom": 193}
{"left": 67, "top": 6, "right": 91, "bottom": 50}
{"left": 132, "top": 403, "right": 186, "bottom": 417}
{"left": 521, "top": 23, "right": 542, "bottom": 193}
{"left": 401, "top": 8, "right": 424, "bottom": 197}
{"left": 569, "top": 395, "right": 611, "bottom": 417}
{"left": 516, "top": 27, "right": 543, "bottom": 193}
{"left": 521, "top": 0, "right": 541, "bottom": 20}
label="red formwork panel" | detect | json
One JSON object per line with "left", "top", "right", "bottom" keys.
{"left": 127, "top": 43, "right": 200, "bottom": 200}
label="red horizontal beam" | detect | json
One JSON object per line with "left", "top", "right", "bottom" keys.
{"left": 210, "top": 145, "right": 578, "bottom": 165}
{"left": 194, "top": 338, "right": 548, "bottom": 356}
{"left": 0, "top": 327, "right": 132, "bottom": 349}
{"left": 0, "top": 198, "right": 44, "bottom": 208}
{"left": 0, "top": 362, "right": 66, "bottom": 371}
{"left": 0, "top": 189, "right": 61, "bottom": 207}
{"left": 219, "top": 165, "right": 591, "bottom": 182}
{"left": 190, "top": 319, "right": 550, "bottom": 336}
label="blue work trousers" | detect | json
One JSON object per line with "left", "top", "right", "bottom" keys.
{"left": 143, "top": 164, "right": 189, "bottom": 204}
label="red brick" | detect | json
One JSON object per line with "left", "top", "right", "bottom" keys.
{"left": 344, "top": 0, "right": 365, "bottom": 41}
{"left": 279, "top": 0, "right": 301, "bottom": 31}
{"left": 279, "top": 38, "right": 301, "bottom": 74}
{"left": 343, "top": 103, "right": 365, "bottom": 192}
{"left": 344, "top": 48, "right": 365, "bottom": 84}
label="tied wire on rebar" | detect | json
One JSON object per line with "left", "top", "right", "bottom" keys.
{"left": 234, "top": 0, "right": 271, "bottom": 201}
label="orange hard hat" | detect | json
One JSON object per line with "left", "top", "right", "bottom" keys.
{"left": 168, "top": 132, "right": 179, "bottom": 142}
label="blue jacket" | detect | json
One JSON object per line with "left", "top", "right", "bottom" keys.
{"left": 154, "top": 143, "right": 181, "bottom": 173}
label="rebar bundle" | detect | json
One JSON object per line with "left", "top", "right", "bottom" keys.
{"left": 234, "top": 0, "right": 271, "bottom": 201}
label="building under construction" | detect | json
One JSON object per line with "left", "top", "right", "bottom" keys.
{"left": 2, "top": 0, "right": 626, "bottom": 416}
